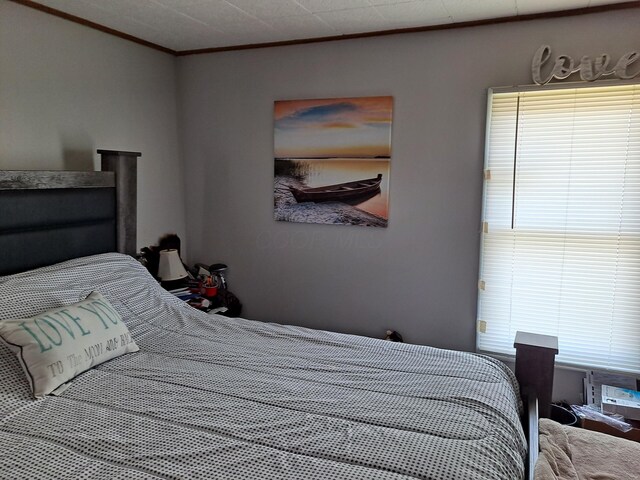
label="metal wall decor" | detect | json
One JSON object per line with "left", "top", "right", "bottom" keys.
{"left": 532, "top": 45, "right": 639, "bottom": 85}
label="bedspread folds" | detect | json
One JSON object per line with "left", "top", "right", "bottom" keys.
{"left": 0, "top": 253, "right": 527, "bottom": 479}
{"left": 535, "top": 418, "right": 640, "bottom": 480}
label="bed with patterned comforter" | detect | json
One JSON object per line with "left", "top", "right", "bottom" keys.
{"left": 0, "top": 253, "right": 526, "bottom": 479}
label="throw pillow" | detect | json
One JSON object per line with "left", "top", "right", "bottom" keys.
{"left": 0, "top": 291, "right": 139, "bottom": 398}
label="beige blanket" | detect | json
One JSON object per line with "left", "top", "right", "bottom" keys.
{"left": 535, "top": 418, "right": 640, "bottom": 480}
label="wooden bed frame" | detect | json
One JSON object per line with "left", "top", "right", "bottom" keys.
{"left": 0, "top": 150, "right": 140, "bottom": 276}
{"left": 514, "top": 331, "right": 559, "bottom": 480}
{"left": 0, "top": 154, "right": 555, "bottom": 480}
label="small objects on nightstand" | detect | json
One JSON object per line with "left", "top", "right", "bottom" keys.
{"left": 209, "top": 263, "right": 228, "bottom": 290}
{"left": 169, "top": 287, "right": 196, "bottom": 300}
{"left": 201, "top": 275, "right": 218, "bottom": 297}
{"left": 187, "top": 297, "right": 211, "bottom": 311}
{"left": 157, "top": 249, "right": 189, "bottom": 290}
{"left": 180, "top": 262, "right": 242, "bottom": 317}
{"left": 139, "top": 233, "right": 185, "bottom": 279}
{"left": 384, "top": 330, "right": 403, "bottom": 342}
{"left": 158, "top": 256, "right": 241, "bottom": 316}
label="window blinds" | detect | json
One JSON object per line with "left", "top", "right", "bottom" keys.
{"left": 477, "top": 83, "right": 640, "bottom": 373}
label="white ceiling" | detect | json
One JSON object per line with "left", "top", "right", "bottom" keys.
{"left": 32, "top": 0, "right": 632, "bottom": 52}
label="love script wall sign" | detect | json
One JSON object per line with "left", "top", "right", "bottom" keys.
{"left": 532, "top": 45, "right": 640, "bottom": 85}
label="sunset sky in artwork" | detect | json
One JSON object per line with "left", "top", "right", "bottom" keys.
{"left": 274, "top": 96, "right": 393, "bottom": 158}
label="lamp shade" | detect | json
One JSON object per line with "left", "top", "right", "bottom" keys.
{"left": 157, "top": 249, "right": 188, "bottom": 281}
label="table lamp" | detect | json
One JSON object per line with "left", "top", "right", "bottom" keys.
{"left": 157, "top": 249, "right": 188, "bottom": 287}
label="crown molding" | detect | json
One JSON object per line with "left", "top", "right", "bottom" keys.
{"left": 11, "top": 0, "right": 640, "bottom": 57}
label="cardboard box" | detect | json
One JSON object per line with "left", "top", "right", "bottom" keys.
{"left": 581, "top": 418, "right": 640, "bottom": 443}
{"left": 602, "top": 385, "right": 640, "bottom": 421}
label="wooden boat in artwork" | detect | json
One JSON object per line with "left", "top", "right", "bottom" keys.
{"left": 289, "top": 174, "right": 382, "bottom": 203}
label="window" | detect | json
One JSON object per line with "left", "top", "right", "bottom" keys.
{"left": 477, "top": 83, "right": 640, "bottom": 374}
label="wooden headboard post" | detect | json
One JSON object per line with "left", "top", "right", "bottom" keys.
{"left": 514, "top": 331, "right": 558, "bottom": 418}
{"left": 514, "top": 331, "right": 557, "bottom": 480}
{"left": 98, "top": 150, "right": 141, "bottom": 256}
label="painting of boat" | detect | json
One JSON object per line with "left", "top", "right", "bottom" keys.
{"left": 274, "top": 96, "right": 392, "bottom": 227}
{"left": 289, "top": 174, "right": 382, "bottom": 203}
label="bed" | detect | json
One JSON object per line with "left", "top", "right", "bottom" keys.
{"left": 536, "top": 418, "right": 640, "bottom": 480}
{"left": 0, "top": 153, "right": 534, "bottom": 479}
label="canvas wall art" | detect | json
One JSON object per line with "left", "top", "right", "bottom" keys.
{"left": 274, "top": 96, "right": 392, "bottom": 227}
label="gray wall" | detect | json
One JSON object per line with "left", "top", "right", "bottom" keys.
{"left": 0, "top": 1, "right": 186, "bottom": 250}
{"left": 177, "top": 8, "right": 640, "bottom": 360}
{"left": 3, "top": 2, "right": 638, "bottom": 404}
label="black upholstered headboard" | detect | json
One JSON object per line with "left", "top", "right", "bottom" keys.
{"left": 0, "top": 150, "right": 140, "bottom": 276}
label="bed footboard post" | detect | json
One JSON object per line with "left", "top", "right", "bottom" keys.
{"left": 98, "top": 149, "right": 141, "bottom": 256}
{"left": 514, "top": 331, "right": 558, "bottom": 419}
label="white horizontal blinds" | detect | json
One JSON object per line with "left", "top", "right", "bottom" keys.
{"left": 478, "top": 84, "right": 640, "bottom": 373}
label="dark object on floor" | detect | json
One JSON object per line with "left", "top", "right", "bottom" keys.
{"left": 550, "top": 403, "right": 578, "bottom": 426}
{"left": 385, "top": 330, "right": 403, "bottom": 342}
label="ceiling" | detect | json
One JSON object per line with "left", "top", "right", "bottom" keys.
{"left": 29, "top": 0, "right": 635, "bottom": 53}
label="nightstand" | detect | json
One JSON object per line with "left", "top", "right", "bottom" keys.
{"left": 205, "top": 290, "right": 242, "bottom": 318}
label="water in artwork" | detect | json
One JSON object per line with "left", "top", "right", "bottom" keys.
{"left": 275, "top": 158, "right": 390, "bottom": 219}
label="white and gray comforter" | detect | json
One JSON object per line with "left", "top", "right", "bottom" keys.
{"left": 0, "top": 253, "right": 526, "bottom": 479}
